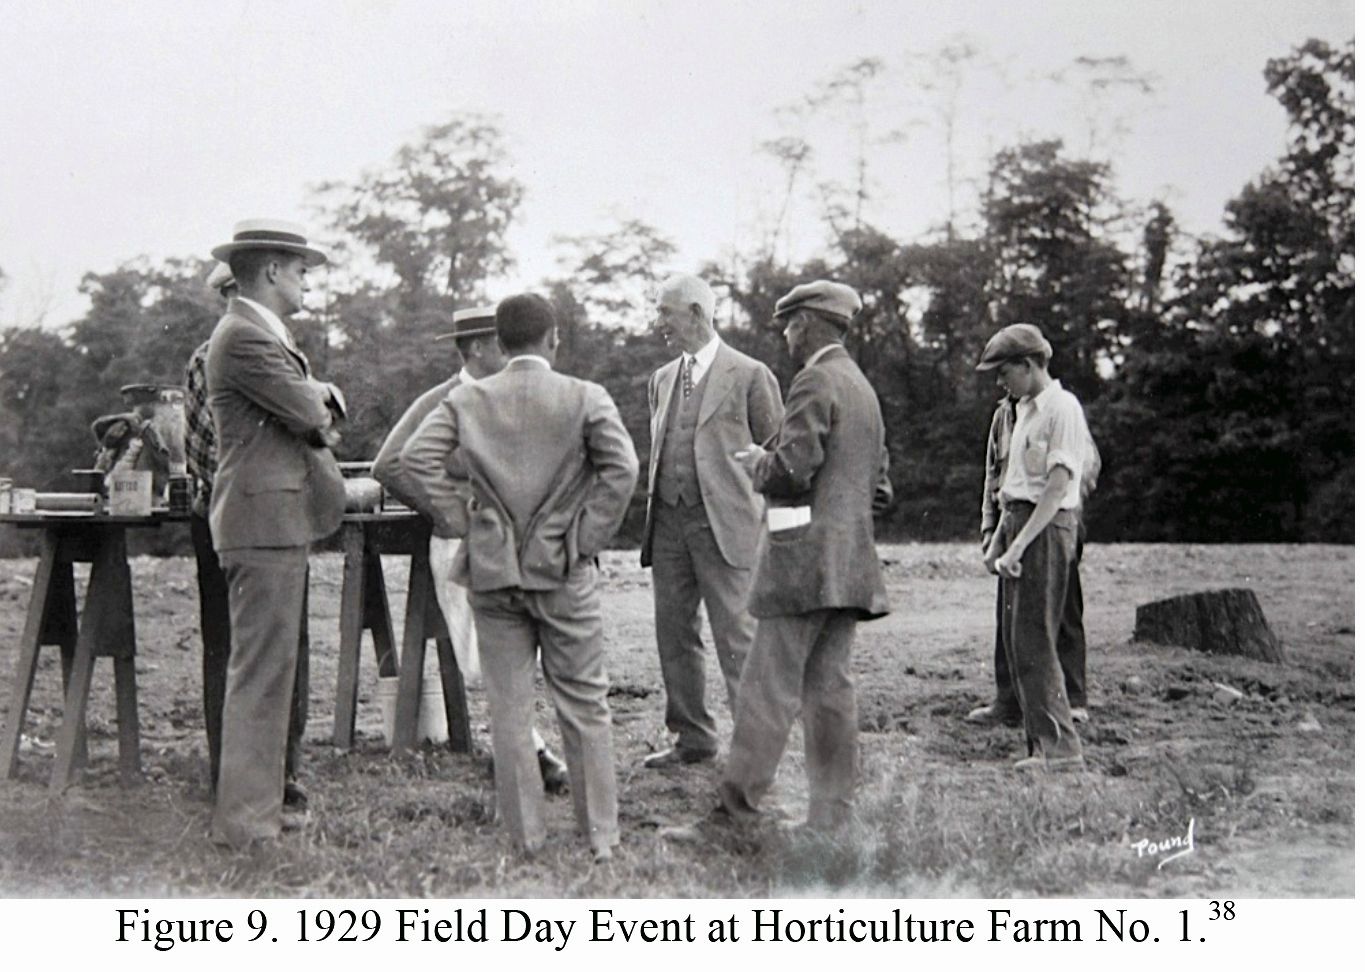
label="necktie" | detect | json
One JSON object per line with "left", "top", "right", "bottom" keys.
{"left": 683, "top": 356, "right": 696, "bottom": 398}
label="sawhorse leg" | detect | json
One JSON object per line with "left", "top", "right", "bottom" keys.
{"left": 50, "top": 528, "right": 139, "bottom": 790}
{"left": 392, "top": 537, "right": 470, "bottom": 754}
{"left": 1, "top": 532, "right": 90, "bottom": 781}
{"left": 332, "top": 525, "right": 397, "bottom": 749}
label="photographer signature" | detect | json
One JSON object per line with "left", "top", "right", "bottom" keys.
{"left": 1130, "top": 818, "right": 1196, "bottom": 869}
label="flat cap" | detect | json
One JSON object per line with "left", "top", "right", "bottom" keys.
{"left": 205, "top": 262, "right": 235, "bottom": 294}
{"left": 975, "top": 323, "right": 1053, "bottom": 370}
{"left": 774, "top": 279, "right": 862, "bottom": 324}
{"left": 435, "top": 305, "right": 498, "bottom": 341}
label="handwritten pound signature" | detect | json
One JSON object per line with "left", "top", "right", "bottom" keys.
{"left": 1130, "top": 818, "right": 1196, "bottom": 869}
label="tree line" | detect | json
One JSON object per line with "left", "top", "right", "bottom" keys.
{"left": 0, "top": 39, "right": 1352, "bottom": 554}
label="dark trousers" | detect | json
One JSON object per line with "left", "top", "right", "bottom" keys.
{"left": 191, "top": 513, "right": 307, "bottom": 792}
{"left": 994, "top": 518, "right": 1087, "bottom": 712}
{"left": 722, "top": 608, "right": 860, "bottom": 829}
{"left": 998, "top": 506, "right": 1083, "bottom": 760}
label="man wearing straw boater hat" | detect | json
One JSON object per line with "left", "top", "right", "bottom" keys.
{"left": 205, "top": 219, "right": 347, "bottom": 847}
{"left": 372, "top": 305, "right": 569, "bottom": 791}
{"left": 184, "top": 263, "right": 309, "bottom": 810}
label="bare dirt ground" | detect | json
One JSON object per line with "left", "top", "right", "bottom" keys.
{"left": 0, "top": 543, "right": 1353, "bottom": 898}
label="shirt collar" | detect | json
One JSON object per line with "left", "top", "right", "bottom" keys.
{"left": 682, "top": 333, "right": 721, "bottom": 372}
{"left": 804, "top": 342, "right": 842, "bottom": 368}
{"left": 505, "top": 354, "right": 552, "bottom": 369}
{"left": 1022, "top": 377, "right": 1060, "bottom": 409}
{"left": 457, "top": 367, "right": 480, "bottom": 384}
{"left": 236, "top": 296, "right": 293, "bottom": 346}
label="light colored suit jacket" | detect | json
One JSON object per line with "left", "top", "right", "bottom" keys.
{"left": 746, "top": 345, "right": 891, "bottom": 620}
{"left": 373, "top": 374, "right": 462, "bottom": 510}
{"left": 399, "top": 358, "right": 639, "bottom": 592}
{"left": 641, "top": 342, "right": 782, "bottom": 569}
{"left": 205, "top": 299, "right": 345, "bottom": 551}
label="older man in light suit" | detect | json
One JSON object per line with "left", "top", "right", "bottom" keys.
{"left": 205, "top": 219, "right": 347, "bottom": 847}
{"left": 642, "top": 274, "right": 782, "bottom": 768}
{"left": 669, "top": 281, "right": 891, "bottom": 838}
{"left": 400, "top": 293, "right": 638, "bottom": 862}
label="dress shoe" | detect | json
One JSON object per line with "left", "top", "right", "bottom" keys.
{"left": 643, "top": 746, "right": 717, "bottom": 770}
{"left": 283, "top": 779, "right": 309, "bottom": 809}
{"left": 538, "top": 748, "right": 570, "bottom": 794}
{"left": 1013, "top": 754, "right": 1086, "bottom": 774}
{"left": 1070, "top": 707, "right": 1090, "bottom": 725}
{"left": 965, "top": 702, "right": 1022, "bottom": 727}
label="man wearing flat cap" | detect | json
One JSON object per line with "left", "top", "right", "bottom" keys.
{"left": 399, "top": 293, "right": 638, "bottom": 862}
{"left": 670, "top": 279, "right": 891, "bottom": 836}
{"left": 372, "top": 306, "right": 568, "bottom": 791}
{"left": 184, "top": 262, "right": 308, "bottom": 808}
{"left": 205, "top": 219, "right": 347, "bottom": 846}
{"left": 969, "top": 336, "right": 1100, "bottom": 731}
{"left": 976, "top": 323, "right": 1092, "bottom": 773}
{"left": 640, "top": 273, "right": 783, "bottom": 770}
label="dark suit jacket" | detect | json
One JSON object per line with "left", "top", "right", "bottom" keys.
{"left": 641, "top": 342, "right": 782, "bottom": 569}
{"left": 398, "top": 358, "right": 639, "bottom": 592}
{"left": 746, "top": 345, "right": 891, "bottom": 620}
{"left": 204, "top": 299, "right": 346, "bottom": 551}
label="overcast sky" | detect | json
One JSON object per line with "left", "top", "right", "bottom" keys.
{"left": 0, "top": 0, "right": 1353, "bottom": 329}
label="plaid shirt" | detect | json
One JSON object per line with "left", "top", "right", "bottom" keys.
{"left": 184, "top": 340, "right": 217, "bottom": 517}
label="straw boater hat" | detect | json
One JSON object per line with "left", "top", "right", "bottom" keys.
{"left": 435, "top": 306, "right": 498, "bottom": 341}
{"left": 211, "top": 218, "right": 328, "bottom": 267}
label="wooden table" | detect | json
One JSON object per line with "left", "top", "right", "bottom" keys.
{"left": 0, "top": 511, "right": 179, "bottom": 789}
{"left": 0, "top": 509, "right": 472, "bottom": 793}
{"left": 330, "top": 513, "right": 471, "bottom": 754}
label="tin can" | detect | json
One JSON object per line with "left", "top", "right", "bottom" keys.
{"left": 11, "top": 487, "right": 37, "bottom": 515}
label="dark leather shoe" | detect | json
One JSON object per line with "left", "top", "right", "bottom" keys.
{"left": 643, "top": 746, "right": 717, "bottom": 770}
{"left": 538, "top": 748, "right": 569, "bottom": 794}
{"left": 283, "top": 779, "right": 309, "bottom": 808}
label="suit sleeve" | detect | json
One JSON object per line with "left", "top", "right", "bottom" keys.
{"left": 748, "top": 362, "right": 784, "bottom": 444}
{"left": 981, "top": 406, "right": 1004, "bottom": 534}
{"left": 751, "top": 367, "right": 830, "bottom": 499}
{"left": 397, "top": 395, "right": 470, "bottom": 539}
{"left": 373, "top": 379, "right": 457, "bottom": 510}
{"left": 575, "top": 385, "right": 641, "bottom": 558}
{"left": 219, "top": 326, "right": 334, "bottom": 438}
{"left": 874, "top": 444, "right": 894, "bottom": 515}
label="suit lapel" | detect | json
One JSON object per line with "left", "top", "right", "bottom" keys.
{"left": 696, "top": 342, "right": 737, "bottom": 426}
{"left": 228, "top": 298, "right": 310, "bottom": 376}
{"left": 650, "top": 358, "right": 683, "bottom": 464}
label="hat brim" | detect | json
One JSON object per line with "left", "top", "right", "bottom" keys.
{"left": 774, "top": 302, "right": 851, "bottom": 329}
{"left": 210, "top": 240, "right": 328, "bottom": 268}
{"left": 434, "top": 326, "right": 497, "bottom": 341}
{"left": 974, "top": 359, "right": 1005, "bottom": 371}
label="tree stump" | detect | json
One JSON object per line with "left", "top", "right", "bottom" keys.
{"left": 1134, "top": 588, "right": 1285, "bottom": 663}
